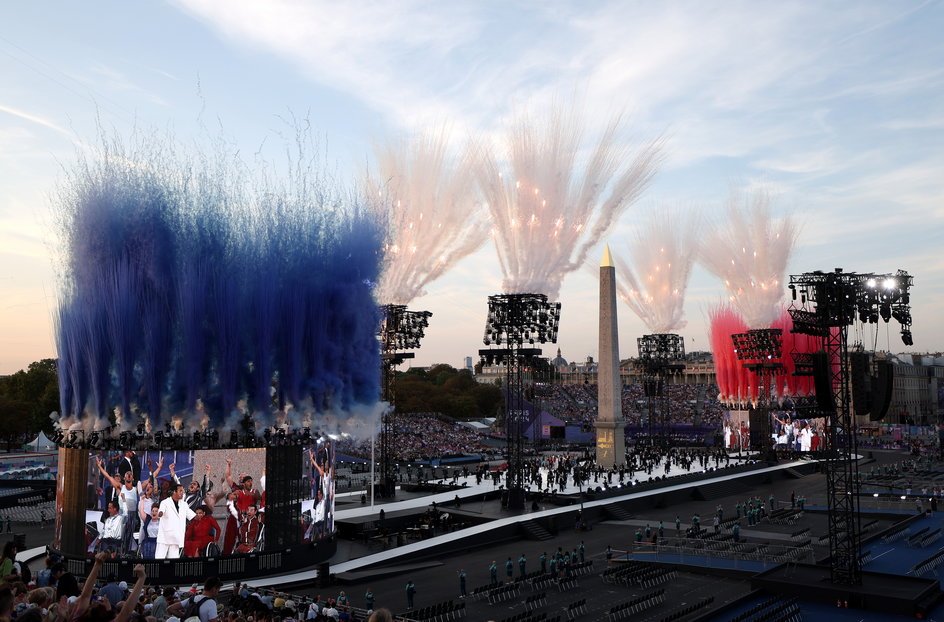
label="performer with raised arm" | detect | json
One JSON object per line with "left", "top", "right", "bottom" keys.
{"left": 225, "top": 458, "right": 262, "bottom": 514}
{"left": 172, "top": 463, "right": 215, "bottom": 513}
{"left": 95, "top": 456, "right": 141, "bottom": 553}
{"left": 156, "top": 483, "right": 196, "bottom": 558}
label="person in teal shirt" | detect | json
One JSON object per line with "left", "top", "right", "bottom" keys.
{"left": 518, "top": 554, "right": 527, "bottom": 578}
{"left": 489, "top": 561, "right": 498, "bottom": 585}
{"left": 505, "top": 557, "right": 513, "bottom": 580}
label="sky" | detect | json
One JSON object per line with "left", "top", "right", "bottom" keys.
{"left": 1, "top": 0, "right": 943, "bottom": 375}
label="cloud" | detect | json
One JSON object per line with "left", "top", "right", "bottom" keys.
{"left": 0, "top": 104, "right": 74, "bottom": 138}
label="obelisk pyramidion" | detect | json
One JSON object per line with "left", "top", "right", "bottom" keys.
{"left": 596, "top": 244, "right": 625, "bottom": 468}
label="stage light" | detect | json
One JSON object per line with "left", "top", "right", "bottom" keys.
{"left": 873, "top": 493, "right": 879, "bottom": 498}
{"left": 866, "top": 278, "right": 876, "bottom": 288}
{"left": 883, "top": 278, "right": 896, "bottom": 290}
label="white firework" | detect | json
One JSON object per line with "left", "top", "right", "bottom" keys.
{"left": 613, "top": 206, "right": 702, "bottom": 333}
{"left": 367, "top": 127, "right": 490, "bottom": 305}
{"left": 475, "top": 104, "right": 664, "bottom": 298}
{"left": 699, "top": 187, "right": 799, "bottom": 328}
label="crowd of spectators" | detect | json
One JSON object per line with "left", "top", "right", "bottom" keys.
{"left": 537, "top": 383, "right": 725, "bottom": 427}
{"left": 0, "top": 551, "right": 394, "bottom": 622}
{"left": 332, "top": 414, "right": 489, "bottom": 462}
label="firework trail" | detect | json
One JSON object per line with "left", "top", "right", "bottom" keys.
{"left": 475, "top": 104, "right": 664, "bottom": 298}
{"left": 699, "top": 188, "right": 798, "bottom": 329}
{"left": 613, "top": 206, "right": 702, "bottom": 333}
{"left": 709, "top": 303, "right": 820, "bottom": 406}
{"left": 53, "top": 130, "right": 383, "bottom": 436}
{"left": 366, "top": 128, "right": 489, "bottom": 305}
{"left": 708, "top": 304, "right": 751, "bottom": 405}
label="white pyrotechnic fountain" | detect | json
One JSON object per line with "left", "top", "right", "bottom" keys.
{"left": 475, "top": 105, "right": 664, "bottom": 299}
{"left": 612, "top": 207, "right": 702, "bottom": 334}
{"left": 699, "top": 188, "right": 799, "bottom": 329}
{"left": 366, "top": 128, "right": 490, "bottom": 305}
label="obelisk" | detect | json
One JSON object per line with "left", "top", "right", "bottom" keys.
{"left": 595, "top": 245, "right": 625, "bottom": 467}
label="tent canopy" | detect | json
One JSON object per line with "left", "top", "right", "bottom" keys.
{"left": 29, "top": 431, "right": 56, "bottom": 452}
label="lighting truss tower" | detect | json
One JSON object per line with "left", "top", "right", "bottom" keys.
{"left": 379, "top": 304, "right": 432, "bottom": 498}
{"left": 635, "top": 334, "right": 686, "bottom": 447}
{"left": 731, "top": 328, "right": 784, "bottom": 459}
{"left": 480, "top": 293, "right": 561, "bottom": 511}
{"left": 788, "top": 268, "right": 913, "bottom": 586}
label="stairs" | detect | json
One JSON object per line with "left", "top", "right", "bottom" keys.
{"left": 690, "top": 479, "right": 751, "bottom": 501}
{"left": 605, "top": 504, "right": 635, "bottom": 521}
{"left": 520, "top": 519, "right": 554, "bottom": 541}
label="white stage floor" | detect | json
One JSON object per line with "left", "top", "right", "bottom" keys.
{"left": 336, "top": 453, "right": 755, "bottom": 520}
{"left": 248, "top": 456, "right": 802, "bottom": 589}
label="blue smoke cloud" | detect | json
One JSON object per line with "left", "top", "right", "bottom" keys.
{"left": 55, "top": 136, "right": 383, "bottom": 434}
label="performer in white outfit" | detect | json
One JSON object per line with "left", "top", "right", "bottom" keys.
{"left": 156, "top": 484, "right": 195, "bottom": 559}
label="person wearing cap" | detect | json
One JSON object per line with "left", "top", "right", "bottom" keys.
{"left": 225, "top": 460, "right": 262, "bottom": 515}
{"left": 157, "top": 484, "right": 196, "bottom": 558}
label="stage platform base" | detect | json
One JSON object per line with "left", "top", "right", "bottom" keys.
{"left": 753, "top": 563, "right": 942, "bottom": 617}
{"left": 50, "top": 536, "right": 336, "bottom": 585}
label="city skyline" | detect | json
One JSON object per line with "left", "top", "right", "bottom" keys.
{"left": 2, "top": 1, "right": 943, "bottom": 375}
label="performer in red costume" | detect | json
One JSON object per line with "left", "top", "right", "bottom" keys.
{"left": 183, "top": 505, "right": 221, "bottom": 557}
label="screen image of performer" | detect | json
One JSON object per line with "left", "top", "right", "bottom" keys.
{"left": 184, "top": 505, "right": 221, "bottom": 557}
{"left": 225, "top": 458, "right": 262, "bottom": 514}
{"left": 236, "top": 504, "right": 261, "bottom": 553}
{"left": 222, "top": 491, "right": 240, "bottom": 555}
{"left": 95, "top": 456, "right": 141, "bottom": 554}
{"left": 98, "top": 500, "right": 125, "bottom": 555}
{"left": 117, "top": 450, "right": 142, "bottom": 486}
{"left": 156, "top": 484, "right": 195, "bottom": 558}
{"left": 138, "top": 504, "right": 160, "bottom": 559}
{"left": 174, "top": 463, "right": 215, "bottom": 513}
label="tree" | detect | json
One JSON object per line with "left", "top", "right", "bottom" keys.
{"left": 392, "top": 364, "right": 500, "bottom": 420}
{"left": 0, "top": 397, "right": 34, "bottom": 451}
{"left": 0, "top": 358, "right": 60, "bottom": 434}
